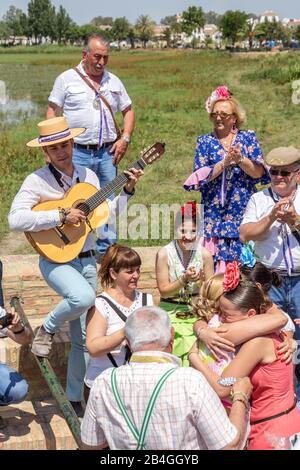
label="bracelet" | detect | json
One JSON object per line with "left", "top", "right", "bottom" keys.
{"left": 59, "top": 208, "right": 67, "bottom": 226}
{"left": 232, "top": 391, "right": 249, "bottom": 402}
{"left": 123, "top": 186, "right": 135, "bottom": 196}
{"left": 232, "top": 398, "right": 248, "bottom": 409}
{"left": 13, "top": 327, "right": 25, "bottom": 335}
{"left": 220, "top": 160, "right": 225, "bottom": 170}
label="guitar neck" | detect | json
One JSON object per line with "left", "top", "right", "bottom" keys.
{"left": 86, "top": 158, "right": 146, "bottom": 212}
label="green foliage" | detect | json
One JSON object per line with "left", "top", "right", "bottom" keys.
{"left": 55, "top": 5, "right": 74, "bottom": 44}
{"left": 27, "top": 0, "right": 56, "bottom": 43}
{"left": 135, "top": 15, "right": 155, "bottom": 47}
{"left": 219, "top": 10, "right": 248, "bottom": 45}
{"left": 111, "top": 17, "right": 130, "bottom": 45}
{"left": 204, "top": 11, "right": 222, "bottom": 26}
{"left": 242, "top": 53, "right": 300, "bottom": 84}
{"left": 3, "top": 6, "right": 28, "bottom": 37}
{"left": 90, "top": 16, "right": 113, "bottom": 26}
{"left": 181, "top": 6, "right": 205, "bottom": 36}
{"left": 1, "top": 49, "right": 300, "bottom": 247}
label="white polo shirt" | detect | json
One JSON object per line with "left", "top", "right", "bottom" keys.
{"left": 241, "top": 187, "right": 300, "bottom": 270}
{"left": 48, "top": 62, "right": 132, "bottom": 145}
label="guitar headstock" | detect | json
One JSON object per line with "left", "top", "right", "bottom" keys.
{"left": 140, "top": 142, "right": 165, "bottom": 165}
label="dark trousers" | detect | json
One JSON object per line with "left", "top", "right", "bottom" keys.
{"left": 0, "top": 260, "right": 4, "bottom": 308}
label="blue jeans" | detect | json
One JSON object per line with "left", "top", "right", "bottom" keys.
{"left": 269, "top": 275, "right": 300, "bottom": 399}
{"left": 73, "top": 145, "right": 117, "bottom": 256}
{"left": 0, "top": 363, "right": 28, "bottom": 405}
{"left": 269, "top": 275, "right": 300, "bottom": 341}
{"left": 39, "top": 256, "right": 97, "bottom": 401}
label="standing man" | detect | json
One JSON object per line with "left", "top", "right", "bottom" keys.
{"left": 81, "top": 306, "right": 252, "bottom": 450}
{"left": 240, "top": 146, "right": 300, "bottom": 397}
{"left": 47, "top": 34, "right": 134, "bottom": 261}
{"left": 8, "top": 117, "right": 143, "bottom": 416}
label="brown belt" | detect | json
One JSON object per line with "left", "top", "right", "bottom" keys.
{"left": 250, "top": 397, "right": 297, "bottom": 425}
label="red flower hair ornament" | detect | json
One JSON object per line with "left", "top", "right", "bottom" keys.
{"left": 223, "top": 261, "right": 241, "bottom": 292}
{"left": 180, "top": 201, "right": 197, "bottom": 219}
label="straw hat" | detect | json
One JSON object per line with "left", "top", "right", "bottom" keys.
{"left": 265, "top": 146, "right": 300, "bottom": 167}
{"left": 26, "top": 117, "right": 85, "bottom": 148}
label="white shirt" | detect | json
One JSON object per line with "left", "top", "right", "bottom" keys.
{"left": 8, "top": 164, "right": 132, "bottom": 253}
{"left": 0, "top": 306, "right": 8, "bottom": 338}
{"left": 48, "top": 62, "right": 132, "bottom": 145}
{"left": 81, "top": 351, "right": 238, "bottom": 450}
{"left": 84, "top": 291, "right": 153, "bottom": 388}
{"left": 241, "top": 187, "right": 300, "bottom": 270}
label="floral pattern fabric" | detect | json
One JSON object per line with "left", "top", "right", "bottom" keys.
{"left": 184, "top": 130, "right": 270, "bottom": 262}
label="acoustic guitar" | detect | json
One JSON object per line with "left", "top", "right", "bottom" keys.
{"left": 25, "top": 142, "right": 165, "bottom": 263}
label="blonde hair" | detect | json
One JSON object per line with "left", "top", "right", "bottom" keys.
{"left": 210, "top": 97, "right": 246, "bottom": 129}
{"left": 193, "top": 273, "right": 224, "bottom": 322}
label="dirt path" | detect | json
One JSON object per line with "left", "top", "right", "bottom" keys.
{"left": 0, "top": 232, "right": 34, "bottom": 256}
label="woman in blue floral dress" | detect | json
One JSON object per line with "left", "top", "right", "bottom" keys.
{"left": 184, "top": 86, "right": 270, "bottom": 271}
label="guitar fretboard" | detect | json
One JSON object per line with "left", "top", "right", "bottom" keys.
{"left": 79, "top": 158, "right": 146, "bottom": 214}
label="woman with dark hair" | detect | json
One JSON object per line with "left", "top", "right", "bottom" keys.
{"left": 184, "top": 86, "right": 270, "bottom": 271}
{"left": 190, "top": 262, "right": 300, "bottom": 450}
{"left": 156, "top": 201, "right": 214, "bottom": 365}
{"left": 84, "top": 244, "right": 153, "bottom": 400}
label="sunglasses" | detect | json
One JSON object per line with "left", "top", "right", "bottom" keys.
{"left": 269, "top": 168, "right": 295, "bottom": 177}
{"left": 211, "top": 112, "right": 233, "bottom": 120}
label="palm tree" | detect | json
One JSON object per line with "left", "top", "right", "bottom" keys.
{"left": 135, "top": 15, "right": 155, "bottom": 48}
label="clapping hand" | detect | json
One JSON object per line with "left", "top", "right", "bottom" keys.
{"left": 228, "top": 144, "right": 243, "bottom": 165}
{"left": 270, "top": 198, "right": 296, "bottom": 225}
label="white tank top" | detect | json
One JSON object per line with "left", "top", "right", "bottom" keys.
{"left": 164, "top": 239, "right": 203, "bottom": 298}
{"left": 84, "top": 290, "right": 153, "bottom": 388}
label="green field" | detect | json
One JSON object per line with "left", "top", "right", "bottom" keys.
{"left": 1, "top": 48, "right": 300, "bottom": 247}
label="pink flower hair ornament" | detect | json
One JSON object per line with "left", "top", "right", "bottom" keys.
{"left": 223, "top": 261, "right": 241, "bottom": 292}
{"left": 205, "top": 85, "right": 232, "bottom": 113}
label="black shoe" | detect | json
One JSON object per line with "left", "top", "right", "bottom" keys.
{"left": 69, "top": 401, "right": 85, "bottom": 418}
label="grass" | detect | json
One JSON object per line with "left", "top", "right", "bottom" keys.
{"left": 1, "top": 48, "right": 300, "bottom": 249}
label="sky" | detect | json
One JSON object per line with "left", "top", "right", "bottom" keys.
{"left": 1, "top": 0, "right": 300, "bottom": 25}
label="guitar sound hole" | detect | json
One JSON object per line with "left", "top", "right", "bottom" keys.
{"left": 76, "top": 202, "right": 90, "bottom": 216}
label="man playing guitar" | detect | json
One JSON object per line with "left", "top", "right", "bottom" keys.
{"left": 8, "top": 116, "right": 143, "bottom": 415}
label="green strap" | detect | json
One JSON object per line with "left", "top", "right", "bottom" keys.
{"left": 111, "top": 367, "right": 176, "bottom": 450}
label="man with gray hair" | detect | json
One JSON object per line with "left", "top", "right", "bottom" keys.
{"left": 81, "top": 306, "right": 251, "bottom": 450}
{"left": 46, "top": 33, "right": 134, "bottom": 261}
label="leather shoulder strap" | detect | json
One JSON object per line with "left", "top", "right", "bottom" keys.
{"left": 73, "top": 67, "right": 121, "bottom": 139}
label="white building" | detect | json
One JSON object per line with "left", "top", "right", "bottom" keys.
{"left": 260, "top": 10, "right": 279, "bottom": 23}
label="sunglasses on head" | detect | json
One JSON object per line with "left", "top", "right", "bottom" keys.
{"left": 269, "top": 168, "right": 295, "bottom": 177}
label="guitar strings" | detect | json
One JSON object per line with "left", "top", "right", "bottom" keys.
{"left": 78, "top": 158, "right": 147, "bottom": 214}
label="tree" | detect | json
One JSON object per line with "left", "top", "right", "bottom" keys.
{"left": 0, "top": 21, "right": 11, "bottom": 41}
{"left": 161, "top": 15, "right": 177, "bottom": 26}
{"left": 294, "top": 25, "right": 300, "bottom": 43}
{"left": 127, "top": 28, "right": 136, "bottom": 49}
{"left": 111, "top": 17, "right": 130, "bottom": 47}
{"left": 2, "top": 6, "right": 29, "bottom": 41}
{"left": 90, "top": 16, "right": 113, "bottom": 26}
{"left": 27, "top": 0, "right": 56, "bottom": 43}
{"left": 204, "top": 11, "right": 222, "bottom": 26}
{"left": 79, "top": 24, "right": 103, "bottom": 42}
{"left": 55, "top": 5, "right": 73, "bottom": 44}
{"left": 135, "top": 15, "right": 155, "bottom": 48}
{"left": 219, "top": 10, "right": 248, "bottom": 45}
{"left": 181, "top": 6, "right": 205, "bottom": 37}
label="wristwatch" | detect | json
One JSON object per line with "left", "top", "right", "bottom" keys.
{"left": 121, "top": 134, "right": 131, "bottom": 144}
